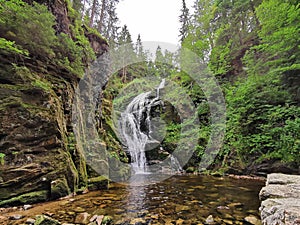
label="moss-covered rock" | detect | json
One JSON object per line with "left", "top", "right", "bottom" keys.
{"left": 0, "top": 0, "right": 108, "bottom": 206}
{"left": 0, "top": 190, "right": 48, "bottom": 207}
{"left": 50, "top": 178, "right": 71, "bottom": 200}
{"left": 88, "top": 176, "right": 109, "bottom": 191}
{"left": 34, "top": 215, "right": 61, "bottom": 225}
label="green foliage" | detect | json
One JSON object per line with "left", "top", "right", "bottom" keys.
{"left": 224, "top": 73, "right": 300, "bottom": 165}
{"left": 31, "top": 79, "right": 51, "bottom": 91}
{"left": 255, "top": 0, "right": 300, "bottom": 100}
{"left": 0, "top": 153, "right": 5, "bottom": 165}
{"left": 0, "top": 37, "right": 28, "bottom": 56}
{"left": 164, "top": 122, "right": 181, "bottom": 145}
{"left": 180, "top": 0, "right": 300, "bottom": 171}
{"left": 209, "top": 39, "right": 232, "bottom": 76}
{"left": 0, "top": 0, "right": 99, "bottom": 78}
{"left": 0, "top": 0, "right": 57, "bottom": 59}
{"left": 54, "top": 33, "right": 88, "bottom": 77}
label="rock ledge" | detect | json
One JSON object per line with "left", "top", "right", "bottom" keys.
{"left": 259, "top": 173, "right": 300, "bottom": 225}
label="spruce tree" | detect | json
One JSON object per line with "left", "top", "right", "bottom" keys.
{"left": 179, "top": 0, "right": 190, "bottom": 43}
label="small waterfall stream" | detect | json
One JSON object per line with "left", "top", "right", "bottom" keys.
{"left": 119, "top": 79, "right": 165, "bottom": 174}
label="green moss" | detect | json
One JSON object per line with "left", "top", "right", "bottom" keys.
{"left": 0, "top": 153, "right": 5, "bottom": 165}
{"left": 34, "top": 215, "right": 60, "bottom": 225}
{"left": 0, "top": 190, "right": 48, "bottom": 207}
{"left": 88, "top": 176, "right": 109, "bottom": 190}
{"left": 50, "top": 178, "right": 71, "bottom": 200}
{"left": 0, "top": 84, "right": 31, "bottom": 91}
{"left": 102, "top": 216, "right": 113, "bottom": 225}
{"left": 31, "top": 79, "right": 51, "bottom": 91}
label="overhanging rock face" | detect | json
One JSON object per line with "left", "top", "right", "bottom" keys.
{"left": 259, "top": 173, "right": 300, "bottom": 225}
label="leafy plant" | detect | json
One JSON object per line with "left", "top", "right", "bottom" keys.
{"left": 0, "top": 153, "right": 5, "bottom": 165}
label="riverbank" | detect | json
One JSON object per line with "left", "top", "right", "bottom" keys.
{"left": 259, "top": 173, "right": 300, "bottom": 225}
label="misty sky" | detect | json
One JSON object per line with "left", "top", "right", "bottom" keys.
{"left": 116, "top": 0, "right": 194, "bottom": 45}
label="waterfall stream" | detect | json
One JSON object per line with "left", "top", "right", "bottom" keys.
{"left": 119, "top": 79, "right": 165, "bottom": 174}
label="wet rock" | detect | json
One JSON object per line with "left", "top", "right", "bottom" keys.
{"left": 44, "top": 212, "right": 55, "bottom": 217}
{"left": 0, "top": 216, "right": 6, "bottom": 221}
{"left": 88, "top": 176, "right": 109, "bottom": 191}
{"left": 176, "top": 218, "right": 184, "bottom": 225}
{"left": 24, "top": 204, "right": 33, "bottom": 210}
{"left": 175, "top": 204, "right": 190, "bottom": 212}
{"left": 50, "top": 178, "right": 71, "bottom": 200}
{"left": 102, "top": 215, "right": 113, "bottom": 225}
{"left": 0, "top": 190, "right": 48, "bottom": 207}
{"left": 163, "top": 218, "right": 175, "bottom": 225}
{"left": 217, "top": 206, "right": 229, "bottom": 210}
{"left": 89, "top": 215, "right": 104, "bottom": 225}
{"left": 205, "top": 215, "right": 214, "bottom": 224}
{"left": 75, "top": 212, "right": 90, "bottom": 224}
{"left": 191, "top": 185, "right": 206, "bottom": 190}
{"left": 26, "top": 218, "right": 36, "bottom": 224}
{"left": 227, "top": 202, "right": 243, "bottom": 209}
{"left": 129, "top": 218, "right": 147, "bottom": 225}
{"left": 216, "top": 205, "right": 230, "bottom": 215}
{"left": 9, "top": 214, "right": 23, "bottom": 220}
{"left": 74, "top": 207, "right": 86, "bottom": 213}
{"left": 222, "top": 219, "right": 233, "bottom": 225}
{"left": 150, "top": 214, "right": 159, "bottom": 220}
{"left": 114, "top": 218, "right": 130, "bottom": 225}
{"left": 67, "top": 211, "right": 76, "bottom": 216}
{"left": 244, "top": 215, "right": 261, "bottom": 225}
{"left": 34, "top": 215, "right": 61, "bottom": 225}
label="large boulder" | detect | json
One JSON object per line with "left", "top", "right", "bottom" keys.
{"left": 259, "top": 173, "right": 300, "bottom": 225}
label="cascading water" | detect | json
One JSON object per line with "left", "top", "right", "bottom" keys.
{"left": 119, "top": 79, "right": 165, "bottom": 174}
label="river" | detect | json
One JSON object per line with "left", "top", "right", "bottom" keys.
{"left": 1, "top": 174, "right": 265, "bottom": 225}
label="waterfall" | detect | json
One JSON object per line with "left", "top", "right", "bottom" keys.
{"left": 119, "top": 79, "right": 165, "bottom": 174}
{"left": 170, "top": 155, "right": 183, "bottom": 173}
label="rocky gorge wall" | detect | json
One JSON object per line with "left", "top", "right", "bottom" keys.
{"left": 0, "top": 0, "right": 109, "bottom": 206}
{"left": 259, "top": 173, "right": 300, "bottom": 225}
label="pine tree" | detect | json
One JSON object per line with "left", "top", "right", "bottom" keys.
{"left": 117, "top": 25, "right": 135, "bottom": 82}
{"left": 102, "top": 0, "right": 120, "bottom": 46}
{"left": 135, "top": 34, "right": 147, "bottom": 61}
{"left": 179, "top": 0, "right": 190, "bottom": 43}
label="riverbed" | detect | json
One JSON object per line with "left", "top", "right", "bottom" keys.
{"left": 1, "top": 174, "right": 265, "bottom": 225}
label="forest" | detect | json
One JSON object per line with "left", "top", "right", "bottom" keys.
{"left": 97, "top": 0, "right": 300, "bottom": 175}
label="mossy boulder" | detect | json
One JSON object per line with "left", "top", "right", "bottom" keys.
{"left": 0, "top": 190, "right": 48, "bottom": 207}
{"left": 88, "top": 176, "right": 109, "bottom": 191}
{"left": 34, "top": 215, "right": 61, "bottom": 225}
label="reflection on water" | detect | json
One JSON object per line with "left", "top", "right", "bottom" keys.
{"left": 3, "top": 175, "right": 265, "bottom": 224}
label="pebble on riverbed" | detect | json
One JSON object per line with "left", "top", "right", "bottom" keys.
{"left": 9, "top": 214, "right": 24, "bottom": 220}
{"left": 205, "top": 215, "right": 214, "bottom": 224}
{"left": 25, "top": 218, "right": 36, "bottom": 224}
{"left": 74, "top": 212, "right": 90, "bottom": 224}
{"left": 244, "top": 215, "right": 261, "bottom": 225}
{"left": 24, "top": 204, "right": 33, "bottom": 210}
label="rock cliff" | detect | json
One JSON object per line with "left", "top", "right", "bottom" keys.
{"left": 0, "top": 0, "right": 108, "bottom": 206}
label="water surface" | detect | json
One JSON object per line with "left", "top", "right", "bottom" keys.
{"left": 2, "top": 174, "right": 265, "bottom": 225}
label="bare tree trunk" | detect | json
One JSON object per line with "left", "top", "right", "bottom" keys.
{"left": 82, "top": 0, "right": 86, "bottom": 19}
{"left": 89, "top": 0, "right": 98, "bottom": 27}
{"left": 98, "top": 0, "right": 106, "bottom": 33}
